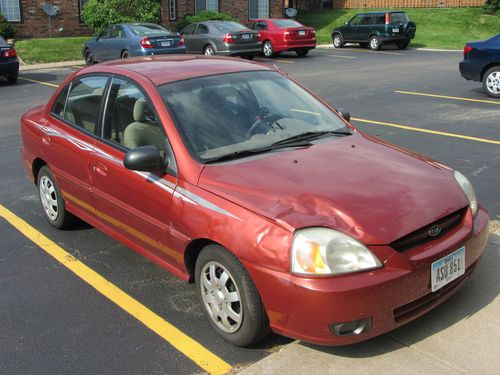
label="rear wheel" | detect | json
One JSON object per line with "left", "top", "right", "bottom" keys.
{"left": 369, "top": 35, "right": 381, "bottom": 51}
{"left": 396, "top": 41, "right": 409, "bottom": 50}
{"left": 195, "top": 244, "right": 270, "bottom": 346}
{"left": 121, "top": 50, "right": 130, "bottom": 59}
{"left": 84, "top": 49, "right": 95, "bottom": 66}
{"left": 483, "top": 66, "right": 500, "bottom": 98}
{"left": 332, "top": 33, "right": 344, "bottom": 48}
{"left": 296, "top": 50, "right": 309, "bottom": 57}
{"left": 6, "top": 73, "right": 18, "bottom": 83}
{"left": 262, "top": 41, "right": 274, "bottom": 58}
{"left": 204, "top": 45, "right": 215, "bottom": 56}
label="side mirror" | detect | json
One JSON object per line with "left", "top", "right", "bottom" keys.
{"left": 344, "top": 21, "right": 349, "bottom": 26}
{"left": 336, "top": 108, "right": 350, "bottom": 122}
{"left": 124, "top": 145, "right": 166, "bottom": 173}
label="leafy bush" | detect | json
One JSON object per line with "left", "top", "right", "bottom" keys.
{"left": 185, "top": 10, "right": 237, "bottom": 24}
{"left": 484, "top": 0, "right": 500, "bottom": 15}
{"left": 82, "top": 0, "right": 161, "bottom": 34}
{"left": 0, "top": 14, "right": 16, "bottom": 39}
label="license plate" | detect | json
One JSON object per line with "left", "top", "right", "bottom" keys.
{"left": 160, "top": 41, "right": 171, "bottom": 47}
{"left": 242, "top": 34, "right": 250, "bottom": 40}
{"left": 298, "top": 30, "right": 306, "bottom": 36}
{"left": 431, "top": 246, "right": 465, "bottom": 292}
{"left": 392, "top": 27, "right": 400, "bottom": 33}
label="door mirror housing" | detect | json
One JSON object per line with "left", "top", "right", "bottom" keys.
{"left": 344, "top": 21, "right": 349, "bottom": 26}
{"left": 336, "top": 108, "right": 351, "bottom": 122}
{"left": 124, "top": 145, "right": 167, "bottom": 173}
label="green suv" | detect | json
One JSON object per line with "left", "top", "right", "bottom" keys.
{"left": 332, "top": 11, "right": 416, "bottom": 51}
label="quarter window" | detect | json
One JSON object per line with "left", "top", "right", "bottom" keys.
{"left": 0, "top": 0, "right": 21, "bottom": 22}
{"left": 249, "top": 0, "right": 269, "bottom": 20}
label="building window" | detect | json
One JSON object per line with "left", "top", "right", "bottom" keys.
{"left": 0, "top": 0, "right": 21, "bottom": 22}
{"left": 195, "top": 0, "right": 219, "bottom": 13}
{"left": 249, "top": 0, "right": 269, "bottom": 20}
{"left": 169, "top": 0, "right": 176, "bottom": 21}
{"left": 79, "top": 0, "right": 89, "bottom": 21}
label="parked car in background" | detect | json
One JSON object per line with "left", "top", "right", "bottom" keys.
{"left": 83, "top": 23, "right": 185, "bottom": 65}
{"left": 459, "top": 34, "right": 500, "bottom": 98}
{"left": 0, "top": 36, "right": 19, "bottom": 83}
{"left": 20, "top": 55, "right": 489, "bottom": 347}
{"left": 332, "top": 11, "right": 416, "bottom": 51}
{"left": 180, "top": 21, "right": 260, "bottom": 58}
{"left": 248, "top": 18, "right": 316, "bottom": 57}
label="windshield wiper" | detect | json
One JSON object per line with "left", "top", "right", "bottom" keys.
{"left": 271, "top": 130, "right": 352, "bottom": 147}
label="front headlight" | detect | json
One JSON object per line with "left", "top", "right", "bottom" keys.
{"left": 453, "top": 170, "right": 478, "bottom": 217}
{"left": 291, "top": 228, "right": 383, "bottom": 276}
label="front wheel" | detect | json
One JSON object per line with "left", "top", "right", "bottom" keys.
{"left": 195, "top": 244, "right": 270, "bottom": 346}
{"left": 369, "top": 35, "right": 381, "bottom": 51}
{"left": 483, "top": 66, "right": 500, "bottom": 98}
{"left": 84, "top": 49, "right": 95, "bottom": 66}
{"left": 38, "top": 166, "right": 76, "bottom": 229}
{"left": 332, "top": 33, "right": 344, "bottom": 48}
{"left": 296, "top": 50, "right": 309, "bottom": 57}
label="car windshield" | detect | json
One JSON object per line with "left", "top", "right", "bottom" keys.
{"left": 272, "top": 20, "right": 303, "bottom": 28}
{"left": 390, "top": 13, "right": 409, "bottom": 24}
{"left": 159, "top": 71, "right": 350, "bottom": 163}
{"left": 212, "top": 22, "right": 248, "bottom": 32}
{"left": 129, "top": 24, "right": 171, "bottom": 36}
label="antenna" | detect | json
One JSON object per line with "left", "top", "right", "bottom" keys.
{"left": 41, "top": 4, "right": 60, "bottom": 38}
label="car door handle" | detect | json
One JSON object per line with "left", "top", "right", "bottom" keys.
{"left": 92, "top": 162, "right": 108, "bottom": 176}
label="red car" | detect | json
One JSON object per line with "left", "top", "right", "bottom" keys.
{"left": 21, "top": 56, "right": 489, "bottom": 347}
{"left": 249, "top": 18, "right": 316, "bottom": 57}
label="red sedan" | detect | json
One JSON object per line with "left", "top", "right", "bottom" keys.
{"left": 20, "top": 56, "right": 489, "bottom": 347}
{"left": 249, "top": 18, "right": 316, "bottom": 57}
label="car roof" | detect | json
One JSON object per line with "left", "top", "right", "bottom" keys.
{"left": 85, "top": 55, "right": 273, "bottom": 86}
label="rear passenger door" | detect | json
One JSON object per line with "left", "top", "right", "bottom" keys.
{"left": 89, "top": 76, "right": 181, "bottom": 268}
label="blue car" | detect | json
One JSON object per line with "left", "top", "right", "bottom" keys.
{"left": 83, "top": 23, "right": 185, "bottom": 65}
{"left": 459, "top": 34, "right": 500, "bottom": 98}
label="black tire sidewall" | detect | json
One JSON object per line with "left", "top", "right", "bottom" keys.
{"left": 37, "top": 166, "right": 73, "bottom": 229}
{"left": 121, "top": 50, "right": 130, "bottom": 58}
{"left": 483, "top": 66, "right": 500, "bottom": 98}
{"left": 370, "top": 36, "right": 381, "bottom": 50}
{"left": 195, "top": 245, "right": 269, "bottom": 346}
{"left": 85, "top": 49, "right": 94, "bottom": 65}
{"left": 333, "top": 33, "right": 343, "bottom": 48}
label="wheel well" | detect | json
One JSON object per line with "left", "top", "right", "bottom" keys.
{"left": 184, "top": 238, "right": 221, "bottom": 283}
{"left": 369, "top": 33, "right": 379, "bottom": 39}
{"left": 480, "top": 64, "right": 500, "bottom": 81}
{"left": 121, "top": 49, "right": 129, "bottom": 57}
{"left": 32, "top": 158, "right": 46, "bottom": 186}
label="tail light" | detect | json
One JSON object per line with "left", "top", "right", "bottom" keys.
{"left": 385, "top": 13, "right": 390, "bottom": 25}
{"left": 140, "top": 37, "right": 153, "bottom": 49}
{"left": 3, "top": 49, "right": 17, "bottom": 58}
{"left": 178, "top": 36, "right": 184, "bottom": 46}
{"left": 463, "top": 45, "right": 473, "bottom": 57}
{"left": 223, "top": 33, "right": 234, "bottom": 44}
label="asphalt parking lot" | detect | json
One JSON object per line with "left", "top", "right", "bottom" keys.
{"left": 1, "top": 47, "right": 499, "bottom": 374}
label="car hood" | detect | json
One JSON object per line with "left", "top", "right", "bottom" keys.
{"left": 198, "top": 133, "right": 469, "bottom": 245}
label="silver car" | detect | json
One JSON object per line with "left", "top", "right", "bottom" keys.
{"left": 180, "top": 21, "right": 261, "bottom": 58}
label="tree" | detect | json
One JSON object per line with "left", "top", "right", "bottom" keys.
{"left": 0, "top": 14, "right": 16, "bottom": 39}
{"left": 484, "top": 0, "right": 500, "bottom": 15}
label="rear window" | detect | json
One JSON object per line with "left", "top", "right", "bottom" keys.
{"left": 129, "top": 24, "right": 171, "bottom": 36}
{"left": 390, "top": 13, "right": 409, "bottom": 24}
{"left": 212, "top": 22, "right": 248, "bottom": 32}
{"left": 272, "top": 20, "right": 303, "bottom": 28}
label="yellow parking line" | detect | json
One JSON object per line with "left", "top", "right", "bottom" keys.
{"left": 313, "top": 53, "right": 357, "bottom": 59}
{"left": 352, "top": 117, "right": 500, "bottom": 145}
{"left": 254, "top": 57, "right": 294, "bottom": 64}
{"left": 395, "top": 90, "right": 500, "bottom": 105}
{"left": 340, "top": 48, "right": 404, "bottom": 56}
{"left": 0, "top": 204, "right": 232, "bottom": 375}
{"left": 18, "top": 77, "right": 59, "bottom": 88}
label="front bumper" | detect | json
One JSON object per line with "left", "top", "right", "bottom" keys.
{"left": 0, "top": 59, "right": 19, "bottom": 76}
{"left": 244, "top": 207, "right": 489, "bottom": 346}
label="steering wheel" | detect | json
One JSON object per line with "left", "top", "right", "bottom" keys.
{"left": 245, "top": 113, "right": 285, "bottom": 138}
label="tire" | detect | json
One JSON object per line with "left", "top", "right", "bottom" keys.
{"left": 84, "top": 49, "right": 94, "bottom": 66}
{"left": 121, "top": 50, "right": 131, "bottom": 59}
{"left": 296, "top": 50, "right": 309, "bottom": 57}
{"left": 203, "top": 45, "right": 215, "bottom": 56}
{"left": 332, "top": 33, "right": 344, "bottom": 48}
{"left": 37, "top": 166, "right": 76, "bottom": 229}
{"left": 369, "top": 35, "right": 381, "bottom": 51}
{"left": 396, "top": 41, "right": 409, "bottom": 50}
{"left": 7, "top": 73, "right": 18, "bottom": 83}
{"left": 195, "top": 244, "right": 270, "bottom": 346}
{"left": 483, "top": 66, "right": 500, "bottom": 98}
{"left": 262, "top": 40, "right": 274, "bottom": 58}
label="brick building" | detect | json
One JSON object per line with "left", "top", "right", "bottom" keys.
{"left": 0, "top": 0, "right": 287, "bottom": 38}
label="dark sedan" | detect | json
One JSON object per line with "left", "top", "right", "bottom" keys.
{"left": 180, "top": 21, "right": 261, "bottom": 58}
{"left": 0, "top": 36, "right": 19, "bottom": 83}
{"left": 83, "top": 23, "right": 185, "bottom": 65}
{"left": 459, "top": 34, "right": 500, "bottom": 98}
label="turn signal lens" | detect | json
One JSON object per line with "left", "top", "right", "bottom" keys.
{"left": 295, "top": 241, "right": 326, "bottom": 273}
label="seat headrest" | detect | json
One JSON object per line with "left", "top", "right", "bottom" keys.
{"left": 133, "top": 99, "right": 147, "bottom": 122}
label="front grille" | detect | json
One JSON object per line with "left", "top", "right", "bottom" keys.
{"left": 393, "top": 261, "right": 477, "bottom": 323}
{"left": 390, "top": 208, "right": 467, "bottom": 252}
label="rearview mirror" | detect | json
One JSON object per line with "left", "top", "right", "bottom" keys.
{"left": 336, "top": 108, "right": 351, "bottom": 122}
{"left": 124, "top": 145, "right": 166, "bottom": 173}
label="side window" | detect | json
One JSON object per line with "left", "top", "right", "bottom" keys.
{"left": 195, "top": 24, "right": 209, "bottom": 34}
{"left": 51, "top": 85, "right": 70, "bottom": 118}
{"left": 56, "top": 76, "right": 108, "bottom": 134}
{"left": 361, "top": 16, "right": 372, "bottom": 25}
{"left": 256, "top": 22, "right": 267, "bottom": 31}
{"left": 102, "top": 77, "right": 165, "bottom": 153}
{"left": 374, "top": 15, "right": 385, "bottom": 25}
{"left": 115, "top": 26, "right": 125, "bottom": 38}
{"left": 100, "top": 26, "right": 113, "bottom": 39}
{"left": 181, "top": 24, "right": 196, "bottom": 35}
{"left": 350, "top": 15, "right": 363, "bottom": 26}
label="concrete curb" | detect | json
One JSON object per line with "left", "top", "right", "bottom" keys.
{"left": 316, "top": 44, "right": 461, "bottom": 52}
{"left": 20, "top": 60, "right": 84, "bottom": 72}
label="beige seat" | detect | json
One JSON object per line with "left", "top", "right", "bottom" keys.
{"left": 123, "top": 99, "right": 165, "bottom": 151}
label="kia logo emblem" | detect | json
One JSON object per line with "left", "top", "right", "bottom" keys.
{"left": 428, "top": 225, "right": 442, "bottom": 237}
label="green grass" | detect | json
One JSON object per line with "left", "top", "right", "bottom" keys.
{"left": 15, "top": 37, "right": 90, "bottom": 64}
{"left": 297, "top": 7, "right": 500, "bottom": 49}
